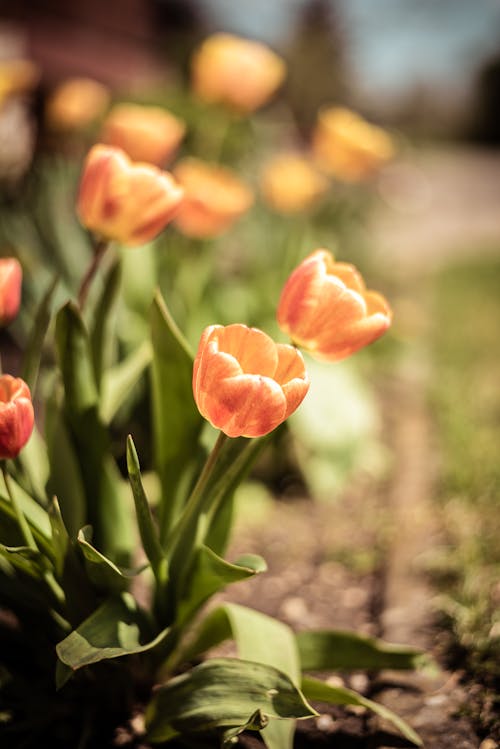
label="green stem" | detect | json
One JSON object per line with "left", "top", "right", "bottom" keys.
{"left": 167, "top": 431, "right": 228, "bottom": 560}
{"left": 77, "top": 238, "right": 110, "bottom": 309}
{"left": 2, "top": 461, "right": 37, "bottom": 550}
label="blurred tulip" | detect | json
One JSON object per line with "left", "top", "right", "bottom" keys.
{"left": 191, "top": 33, "right": 286, "bottom": 113}
{"left": 45, "top": 77, "right": 110, "bottom": 131}
{"left": 260, "top": 152, "right": 329, "bottom": 214}
{"left": 101, "top": 103, "right": 186, "bottom": 166}
{"left": 77, "top": 145, "right": 184, "bottom": 247}
{"left": 312, "top": 107, "right": 394, "bottom": 182}
{"left": 0, "top": 375, "right": 34, "bottom": 460}
{"left": 277, "top": 249, "right": 392, "bottom": 361}
{"left": 172, "top": 158, "right": 253, "bottom": 239}
{"left": 0, "top": 59, "right": 40, "bottom": 105}
{"left": 0, "top": 258, "right": 22, "bottom": 326}
{"left": 193, "top": 324, "right": 309, "bottom": 438}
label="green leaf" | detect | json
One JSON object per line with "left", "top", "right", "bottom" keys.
{"left": 296, "top": 630, "right": 427, "bottom": 672}
{"left": 146, "top": 658, "right": 317, "bottom": 744}
{"left": 45, "top": 391, "right": 86, "bottom": 537}
{"left": 21, "top": 274, "right": 58, "bottom": 391}
{"left": 165, "top": 602, "right": 300, "bottom": 749}
{"left": 54, "top": 302, "right": 135, "bottom": 561}
{"left": 176, "top": 547, "right": 266, "bottom": 623}
{"left": 126, "top": 435, "right": 166, "bottom": 584}
{"left": 77, "top": 526, "right": 135, "bottom": 593}
{"left": 150, "top": 291, "right": 203, "bottom": 542}
{"left": 48, "top": 497, "right": 70, "bottom": 578}
{"left": 17, "top": 424, "right": 50, "bottom": 506}
{"left": 0, "top": 543, "right": 50, "bottom": 578}
{"left": 90, "top": 258, "right": 121, "bottom": 391}
{"left": 301, "top": 676, "right": 422, "bottom": 746}
{"left": 55, "top": 301, "right": 99, "bottom": 414}
{"left": 56, "top": 593, "right": 170, "bottom": 672}
{"left": 100, "top": 340, "right": 152, "bottom": 424}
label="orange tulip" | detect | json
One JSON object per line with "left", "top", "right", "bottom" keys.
{"left": 312, "top": 107, "right": 394, "bottom": 183}
{"left": 259, "top": 152, "right": 329, "bottom": 214}
{"left": 100, "top": 103, "right": 186, "bottom": 167}
{"left": 77, "top": 145, "right": 184, "bottom": 247}
{"left": 191, "top": 33, "right": 286, "bottom": 113}
{"left": 45, "top": 77, "right": 110, "bottom": 132}
{"left": 0, "top": 258, "right": 22, "bottom": 326}
{"left": 0, "top": 375, "right": 34, "bottom": 460}
{"left": 0, "top": 59, "right": 40, "bottom": 105}
{"left": 193, "top": 324, "right": 309, "bottom": 438}
{"left": 277, "top": 249, "right": 392, "bottom": 361}
{"left": 172, "top": 158, "right": 253, "bottom": 239}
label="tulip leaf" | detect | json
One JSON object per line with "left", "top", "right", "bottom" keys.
{"left": 296, "top": 630, "right": 427, "bottom": 673}
{"left": 176, "top": 547, "right": 266, "bottom": 624}
{"left": 45, "top": 391, "right": 86, "bottom": 537}
{"left": 126, "top": 436, "right": 166, "bottom": 583}
{"left": 100, "top": 340, "right": 152, "bottom": 424}
{"left": 150, "top": 290, "right": 204, "bottom": 543}
{"left": 48, "top": 497, "right": 70, "bottom": 579}
{"left": 146, "top": 657, "right": 317, "bottom": 745}
{"left": 90, "top": 257, "right": 121, "bottom": 391}
{"left": 77, "top": 526, "right": 136, "bottom": 593}
{"left": 56, "top": 593, "right": 170, "bottom": 672}
{"left": 55, "top": 302, "right": 135, "bottom": 562}
{"left": 0, "top": 543, "right": 50, "bottom": 578}
{"left": 21, "top": 274, "right": 58, "bottom": 391}
{"left": 164, "top": 602, "right": 301, "bottom": 749}
{"left": 301, "top": 676, "right": 422, "bottom": 746}
{"left": 16, "top": 424, "right": 50, "bottom": 506}
{"left": 0, "top": 478, "right": 51, "bottom": 540}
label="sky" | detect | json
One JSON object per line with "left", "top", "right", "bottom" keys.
{"left": 202, "top": 0, "right": 500, "bottom": 103}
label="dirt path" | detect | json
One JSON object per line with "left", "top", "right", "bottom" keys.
{"left": 224, "top": 146, "right": 500, "bottom": 747}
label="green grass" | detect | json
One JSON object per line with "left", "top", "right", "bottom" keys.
{"left": 428, "top": 256, "right": 500, "bottom": 692}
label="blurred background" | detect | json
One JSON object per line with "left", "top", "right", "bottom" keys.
{"left": 0, "top": 0, "right": 498, "bottom": 741}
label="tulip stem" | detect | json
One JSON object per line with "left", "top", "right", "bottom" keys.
{"left": 78, "top": 238, "right": 110, "bottom": 309}
{"left": 2, "top": 461, "right": 37, "bottom": 551}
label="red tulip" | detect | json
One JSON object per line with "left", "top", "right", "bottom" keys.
{"left": 77, "top": 145, "right": 184, "bottom": 247}
{"left": 0, "top": 375, "right": 34, "bottom": 460}
{"left": 277, "top": 249, "right": 392, "bottom": 361}
{"left": 0, "top": 258, "right": 22, "bottom": 327}
{"left": 193, "top": 324, "right": 309, "bottom": 438}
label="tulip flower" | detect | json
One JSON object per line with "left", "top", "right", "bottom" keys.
{"left": 193, "top": 324, "right": 309, "bottom": 438}
{"left": 0, "top": 258, "right": 22, "bottom": 326}
{"left": 45, "top": 77, "right": 110, "bottom": 132}
{"left": 0, "top": 375, "right": 34, "bottom": 460}
{"left": 259, "top": 152, "right": 329, "bottom": 214}
{"left": 191, "top": 33, "right": 286, "bottom": 113}
{"left": 277, "top": 249, "right": 392, "bottom": 361}
{"left": 77, "top": 145, "right": 184, "bottom": 247}
{"left": 312, "top": 107, "right": 394, "bottom": 183}
{"left": 172, "top": 158, "right": 253, "bottom": 239}
{"left": 0, "top": 59, "right": 40, "bottom": 105}
{"left": 100, "top": 103, "right": 186, "bottom": 167}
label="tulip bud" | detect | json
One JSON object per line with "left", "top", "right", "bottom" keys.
{"left": 173, "top": 158, "right": 253, "bottom": 239}
{"left": 45, "top": 77, "right": 110, "bottom": 132}
{"left": 0, "top": 258, "right": 22, "bottom": 326}
{"left": 277, "top": 249, "right": 392, "bottom": 361}
{"left": 0, "top": 375, "right": 34, "bottom": 460}
{"left": 100, "top": 103, "right": 186, "bottom": 167}
{"left": 193, "top": 323, "right": 309, "bottom": 438}
{"left": 191, "top": 33, "right": 286, "bottom": 113}
{"left": 259, "top": 152, "right": 329, "bottom": 215}
{"left": 312, "top": 107, "right": 394, "bottom": 183}
{"left": 77, "top": 145, "right": 184, "bottom": 247}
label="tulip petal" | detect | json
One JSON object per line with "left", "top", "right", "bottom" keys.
{"left": 208, "top": 374, "right": 286, "bottom": 438}
{"left": 217, "top": 325, "right": 278, "bottom": 377}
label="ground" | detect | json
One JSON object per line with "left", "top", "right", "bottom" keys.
{"left": 213, "top": 145, "right": 500, "bottom": 749}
